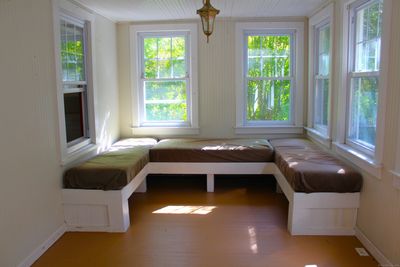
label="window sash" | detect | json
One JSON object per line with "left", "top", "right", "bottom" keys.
{"left": 315, "top": 22, "right": 330, "bottom": 76}
{"left": 243, "top": 31, "right": 295, "bottom": 124}
{"left": 312, "top": 20, "right": 331, "bottom": 136}
{"left": 138, "top": 32, "right": 191, "bottom": 126}
{"left": 60, "top": 15, "right": 87, "bottom": 84}
{"left": 313, "top": 77, "right": 329, "bottom": 136}
{"left": 346, "top": 72, "right": 378, "bottom": 154}
{"left": 350, "top": 0, "right": 383, "bottom": 73}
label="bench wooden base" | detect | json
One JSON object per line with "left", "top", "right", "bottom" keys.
{"left": 62, "top": 162, "right": 360, "bottom": 235}
{"left": 62, "top": 166, "right": 148, "bottom": 232}
{"left": 274, "top": 169, "right": 360, "bottom": 235}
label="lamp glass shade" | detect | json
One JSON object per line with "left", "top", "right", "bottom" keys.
{"left": 197, "top": 0, "right": 219, "bottom": 42}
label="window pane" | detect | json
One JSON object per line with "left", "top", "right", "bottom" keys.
{"left": 144, "top": 38, "right": 157, "bottom": 59}
{"left": 144, "top": 59, "right": 157, "bottom": 78}
{"left": 246, "top": 79, "right": 290, "bottom": 121}
{"left": 158, "top": 59, "right": 172, "bottom": 78}
{"left": 144, "top": 81, "right": 186, "bottom": 101}
{"left": 348, "top": 76, "right": 378, "bottom": 148}
{"left": 248, "top": 36, "right": 261, "bottom": 57}
{"left": 318, "top": 25, "right": 330, "bottom": 76}
{"left": 64, "top": 92, "right": 85, "bottom": 143}
{"left": 172, "top": 59, "right": 185, "bottom": 78}
{"left": 354, "top": 1, "right": 383, "bottom": 72}
{"left": 172, "top": 37, "right": 185, "bottom": 59}
{"left": 60, "top": 19, "right": 85, "bottom": 82}
{"left": 145, "top": 103, "right": 187, "bottom": 121}
{"left": 314, "top": 78, "right": 329, "bottom": 133}
{"left": 248, "top": 57, "right": 261, "bottom": 77}
{"left": 158, "top": 37, "right": 171, "bottom": 59}
{"left": 247, "top": 35, "right": 290, "bottom": 78}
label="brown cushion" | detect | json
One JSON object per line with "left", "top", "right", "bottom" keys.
{"left": 150, "top": 138, "right": 274, "bottom": 162}
{"left": 269, "top": 138, "right": 362, "bottom": 193}
{"left": 63, "top": 138, "right": 157, "bottom": 190}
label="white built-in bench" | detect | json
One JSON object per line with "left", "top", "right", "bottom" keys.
{"left": 62, "top": 138, "right": 362, "bottom": 235}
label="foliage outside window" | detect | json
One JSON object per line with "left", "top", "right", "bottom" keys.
{"left": 139, "top": 33, "right": 189, "bottom": 125}
{"left": 245, "top": 33, "right": 293, "bottom": 124}
{"left": 313, "top": 22, "right": 330, "bottom": 136}
{"left": 347, "top": 0, "right": 383, "bottom": 152}
{"left": 60, "top": 16, "right": 89, "bottom": 146}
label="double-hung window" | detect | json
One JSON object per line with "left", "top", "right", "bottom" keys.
{"left": 313, "top": 22, "right": 331, "bottom": 136}
{"left": 54, "top": 0, "right": 96, "bottom": 163}
{"left": 245, "top": 31, "right": 294, "bottom": 124}
{"left": 235, "top": 22, "right": 304, "bottom": 134}
{"left": 131, "top": 24, "right": 198, "bottom": 135}
{"left": 347, "top": 0, "right": 383, "bottom": 154}
{"left": 60, "top": 15, "right": 90, "bottom": 147}
{"left": 135, "top": 29, "right": 197, "bottom": 129}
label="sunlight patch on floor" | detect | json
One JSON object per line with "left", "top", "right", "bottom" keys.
{"left": 248, "top": 226, "right": 258, "bottom": 254}
{"left": 152, "top": 206, "right": 217, "bottom": 215}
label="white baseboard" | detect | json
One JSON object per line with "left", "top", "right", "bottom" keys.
{"left": 18, "top": 224, "right": 67, "bottom": 267}
{"left": 355, "top": 227, "right": 393, "bottom": 267}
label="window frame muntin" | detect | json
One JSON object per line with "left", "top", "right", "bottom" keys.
{"left": 137, "top": 31, "right": 191, "bottom": 127}
{"left": 243, "top": 29, "right": 296, "bottom": 126}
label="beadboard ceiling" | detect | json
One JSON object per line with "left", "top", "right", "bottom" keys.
{"left": 75, "top": 0, "right": 329, "bottom": 22}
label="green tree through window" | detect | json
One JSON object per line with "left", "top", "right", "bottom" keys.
{"left": 142, "top": 36, "right": 188, "bottom": 122}
{"left": 246, "top": 34, "right": 292, "bottom": 122}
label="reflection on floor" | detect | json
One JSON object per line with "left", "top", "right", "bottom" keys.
{"left": 34, "top": 175, "right": 379, "bottom": 267}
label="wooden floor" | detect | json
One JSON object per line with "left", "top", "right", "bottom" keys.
{"left": 34, "top": 175, "right": 379, "bottom": 267}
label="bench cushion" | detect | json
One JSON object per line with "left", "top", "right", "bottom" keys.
{"left": 269, "top": 138, "right": 362, "bottom": 193}
{"left": 63, "top": 138, "right": 157, "bottom": 190}
{"left": 150, "top": 138, "right": 274, "bottom": 162}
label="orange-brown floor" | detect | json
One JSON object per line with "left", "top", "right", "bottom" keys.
{"left": 34, "top": 175, "right": 379, "bottom": 267}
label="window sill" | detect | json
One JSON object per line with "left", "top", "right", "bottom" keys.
{"left": 333, "top": 142, "right": 382, "bottom": 179}
{"left": 389, "top": 170, "right": 400, "bottom": 189}
{"left": 235, "top": 126, "right": 304, "bottom": 134}
{"left": 305, "top": 127, "right": 331, "bottom": 148}
{"left": 131, "top": 126, "right": 200, "bottom": 136}
{"left": 62, "top": 143, "right": 98, "bottom": 166}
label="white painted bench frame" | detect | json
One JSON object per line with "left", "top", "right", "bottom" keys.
{"left": 62, "top": 162, "right": 360, "bottom": 235}
{"left": 62, "top": 166, "right": 148, "bottom": 232}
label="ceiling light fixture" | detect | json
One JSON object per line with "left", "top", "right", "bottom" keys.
{"left": 197, "top": 0, "right": 220, "bottom": 43}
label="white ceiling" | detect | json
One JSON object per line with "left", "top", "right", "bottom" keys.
{"left": 75, "top": 0, "right": 329, "bottom": 22}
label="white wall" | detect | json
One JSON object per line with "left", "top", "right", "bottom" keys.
{"left": 0, "top": 0, "right": 119, "bottom": 266}
{"left": 118, "top": 18, "right": 307, "bottom": 139}
{"left": 330, "top": 0, "right": 400, "bottom": 264}
{"left": 93, "top": 14, "right": 120, "bottom": 153}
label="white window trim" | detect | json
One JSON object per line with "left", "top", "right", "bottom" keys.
{"left": 335, "top": 0, "right": 392, "bottom": 178}
{"left": 235, "top": 21, "right": 304, "bottom": 134}
{"left": 305, "top": 127, "right": 332, "bottom": 147}
{"left": 130, "top": 23, "right": 199, "bottom": 136}
{"left": 391, "top": 107, "right": 400, "bottom": 189}
{"left": 307, "top": 3, "right": 334, "bottom": 146}
{"left": 390, "top": 61, "right": 400, "bottom": 190}
{"left": 52, "top": 0, "right": 97, "bottom": 165}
